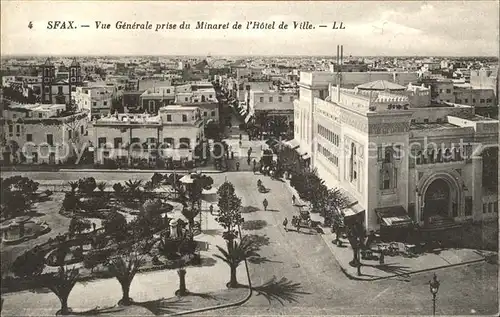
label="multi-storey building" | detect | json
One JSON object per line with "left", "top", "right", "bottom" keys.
{"left": 294, "top": 71, "right": 498, "bottom": 232}
{"left": 1, "top": 103, "right": 89, "bottom": 165}
{"left": 74, "top": 86, "right": 114, "bottom": 119}
{"left": 40, "top": 58, "right": 82, "bottom": 105}
{"left": 93, "top": 105, "right": 204, "bottom": 167}
{"left": 248, "top": 89, "right": 297, "bottom": 125}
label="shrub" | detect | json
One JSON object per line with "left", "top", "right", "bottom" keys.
{"left": 63, "top": 193, "right": 78, "bottom": 211}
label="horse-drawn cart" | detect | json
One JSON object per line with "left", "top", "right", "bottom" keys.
{"left": 292, "top": 209, "right": 313, "bottom": 229}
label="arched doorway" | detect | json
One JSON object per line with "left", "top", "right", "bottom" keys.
{"left": 423, "top": 178, "right": 451, "bottom": 223}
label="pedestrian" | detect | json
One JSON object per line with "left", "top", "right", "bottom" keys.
{"left": 263, "top": 198, "right": 268, "bottom": 211}
{"left": 283, "top": 217, "right": 289, "bottom": 232}
{"left": 252, "top": 159, "right": 257, "bottom": 169}
{"left": 292, "top": 195, "right": 296, "bottom": 206}
{"left": 231, "top": 151, "right": 234, "bottom": 159}
{"left": 247, "top": 156, "right": 251, "bottom": 166}
{"left": 239, "top": 140, "right": 242, "bottom": 147}
{"left": 253, "top": 165, "right": 257, "bottom": 174}
{"left": 209, "top": 204, "right": 214, "bottom": 215}
{"left": 239, "top": 134, "right": 242, "bottom": 141}
{"left": 236, "top": 161, "right": 240, "bottom": 171}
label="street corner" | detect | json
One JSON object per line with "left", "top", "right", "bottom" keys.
{"left": 320, "top": 232, "right": 490, "bottom": 282}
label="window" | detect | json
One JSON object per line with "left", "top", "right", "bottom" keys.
{"left": 209, "top": 94, "right": 212, "bottom": 98}
{"left": 384, "top": 147, "right": 393, "bottom": 163}
{"left": 39, "top": 113, "right": 43, "bottom": 118}
{"left": 58, "top": 86, "right": 63, "bottom": 94}
{"left": 179, "top": 138, "right": 190, "bottom": 149}
{"left": 44, "top": 86, "right": 50, "bottom": 93}
{"left": 167, "top": 89, "right": 170, "bottom": 93}
{"left": 16, "top": 125, "right": 20, "bottom": 135}
{"left": 480, "top": 99, "right": 485, "bottom": 103}
{"left": 68, "top": 130, "right": 72, "bottom": 140}
{"left": 464, "top": 98, "right": 468, "bottom": 103}
{"left": 472, "top": 98, "right": 476, "bottom": 103}
{"left": 439, "top": 89, "right": 443, "bottom": 93}
{"left": 98, "top": 137, "right": 106, "bottom": 148}
{"left": 185, "top": 97, "right": 188, "bottom": 101}
{"left": 483, "top": 204, "right": 488, "bottom": 214}
{"left": 103, "top": 101, "right": 107, "bottom": 106}
{"left": 279, "top": 96, "right": 283, "bottom": 102}
{"left": 131, "top": 137, "right": 140, "bottom": 144}
{"left": 203, "top": 111, "right": 207, "bottom": 117}
{"left": 8, "top": 125, "right": 13, "bottom": 134}
{"left": 164, "top": 138, "right": 174, "bottom": 148}
{"left": 446, "top": 89, "right": 451, "bottom": 93}
{"left": 211, "top": 110, "right": 216, "bottom": 117}
{"left": 148, "top": 100, "right": 155, "bottom": 112}
{"left": 182, "top": 114, "right": 187, "bottom": 122}
{"left": 47, "top": 134, "right": 54, "bottom": 146}
{"left": 269, "top": 97, "right": 273, "bottom": 102}
{"left": 93, "top": 102, "right": 97, "bottom": 107}
{"left": 383, "top": 170, "right": 390, "bottom": 189}
{"left": 259, "top": 97, "right": 264, "bottom": 103}
{"left": 486, "top": 98, "right": 492, "bottom": 103}
{"left": 26, "top": 134, "right": 32, "bottom": 142}
{"left": 71, "top": 78, "right": 76, "bottom": 83}
{"left": 114, "top": 137, "right": 122, "bottom": 148}
{"left": 167, "top": 114, "right": 172, "bottom": 122}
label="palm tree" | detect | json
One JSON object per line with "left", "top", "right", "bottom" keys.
{"left": 39, "top": 266, "right": 80, "bottom": 315}
{"left": 214, "top": 235, "right": 259, "bottom": 288}
{"left": 108, "top": 254, "right": 145, "bottom": 305}
{"left": 68, "top": 181, "right": 79, "bottom": 193}
{"left": 97, "top": 182, "right": 107, "bottom": 192}
{"left": 124, "top": 180, "right": 142, "bottom": 201}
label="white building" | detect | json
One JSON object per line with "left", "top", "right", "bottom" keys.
{"left": 93, "top": 105, "right": 204, "bottom": 167}
{"left": 293, "top": 71, "right": 499, "bottom": 233}
{"left": 75, "top": 86, "right": 114, "bottom": 119}
{"left": 1, "top": 103, "right": 90, "bottom": 165}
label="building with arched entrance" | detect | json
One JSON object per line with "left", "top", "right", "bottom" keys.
{"left": 294, "top": 71, "right": 499, "bottom": 231}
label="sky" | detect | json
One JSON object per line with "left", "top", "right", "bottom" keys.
{"left": 1, "top": 0, "right": 499, "bottom": 56}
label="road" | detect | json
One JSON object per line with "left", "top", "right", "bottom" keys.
{"left": 2, "top": 170, "right": 498, "bottom": 315}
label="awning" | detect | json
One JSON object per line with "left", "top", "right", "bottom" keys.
{"left": 296, "top": 147, "right": 307, "bottom": 156}
{"left": 375, "top": 206, "right": 413, "bottom": 227}
{"left": 343, "top": 202, "right": 365, "bottom": 217}
{"left": 284, "top": 139, "right": 300, "bottom": 149}
{"left": 302, "top": 153, "right": 311, "bottom": 160}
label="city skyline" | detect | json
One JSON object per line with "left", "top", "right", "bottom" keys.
{"left": 1, "top": 1, "right": 499, "bottom": 57}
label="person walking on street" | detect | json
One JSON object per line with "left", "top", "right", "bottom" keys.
{"left": 209, "top": 204, "right": 214, "bottom": 215}
{"left": 239, "top": 134, "right": 242, "bottom": 141}
{"left": 236, "top": 161, "right": 240, "bottom": 171}
{"left": 239, "top": 140, "right": 242, "bottom": 147}
{"left": 283, "top": 217, "right": 289, "bottom": 232}
{"left": 247, "top": 156, "right": 251, "bottom": 166}
{"left": 292, "top": 195, "right": 296, "bottom": 206}
{"left": 252, "top": 159, "right": 257, "bottom": 170}
{"left": 263, "top": 198, "right": 268, "bottom": 211}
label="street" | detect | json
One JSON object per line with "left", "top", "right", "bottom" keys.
{"left": 2, "top": 170, "right": 498, "bottom": 315}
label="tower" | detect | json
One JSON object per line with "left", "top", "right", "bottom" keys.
{"left": 69, "top": 58, "right": 82, "bottom": 106}
{"left": 41, "top": 58, "right": 55, "bottom": 104}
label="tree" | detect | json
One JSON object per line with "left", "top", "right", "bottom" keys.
{"left": 1, "top": 176, "right": 39, "bottom": 218}
{"left": 216, "top": 181, "right": 243, "bottom": 243}
{"left": 69, "top": 217, "right": 92, "bottom": 237}
{"left": 214, "top": 235, "right": 259, "bottom": 288}
{"left": 107, "top": 240, "right": 154, "bottom": 305}
{"left": 97, "top": 182, "right": 107, "bottom": 192}
{"left": 78, "top": 177, "right": 97, "bottom": 196}
{"left": 124, "top": 179, "right": 142, "bottom": 201}
{"left": 68, "top": 181, "right": 79, "bottom": 193}
{"left": 103, "top": 212, "right": 128, "bottom": 240}
{"left": 12, "top": 250, "right": 45, "bottom": 278}
{"left": 39, "top": 266, "right": 80, "bottom": 315}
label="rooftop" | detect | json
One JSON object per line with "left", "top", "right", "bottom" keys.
{"left": 410, "top": 122, "right": 461, "bottom": 130}
{"left": 356, "top": 80, "right": 406, "bottom": 91}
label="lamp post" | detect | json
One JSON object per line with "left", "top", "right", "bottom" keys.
{"left": 429, "top": 273, "right": 440, "bottom": 316}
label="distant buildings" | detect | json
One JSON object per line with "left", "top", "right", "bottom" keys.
{"left": 40, "top": 58, "right": 83, "bottom": 105}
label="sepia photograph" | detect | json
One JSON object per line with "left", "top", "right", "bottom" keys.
{"left": 0, "top": 0, "right": 499, "bottom": 316}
